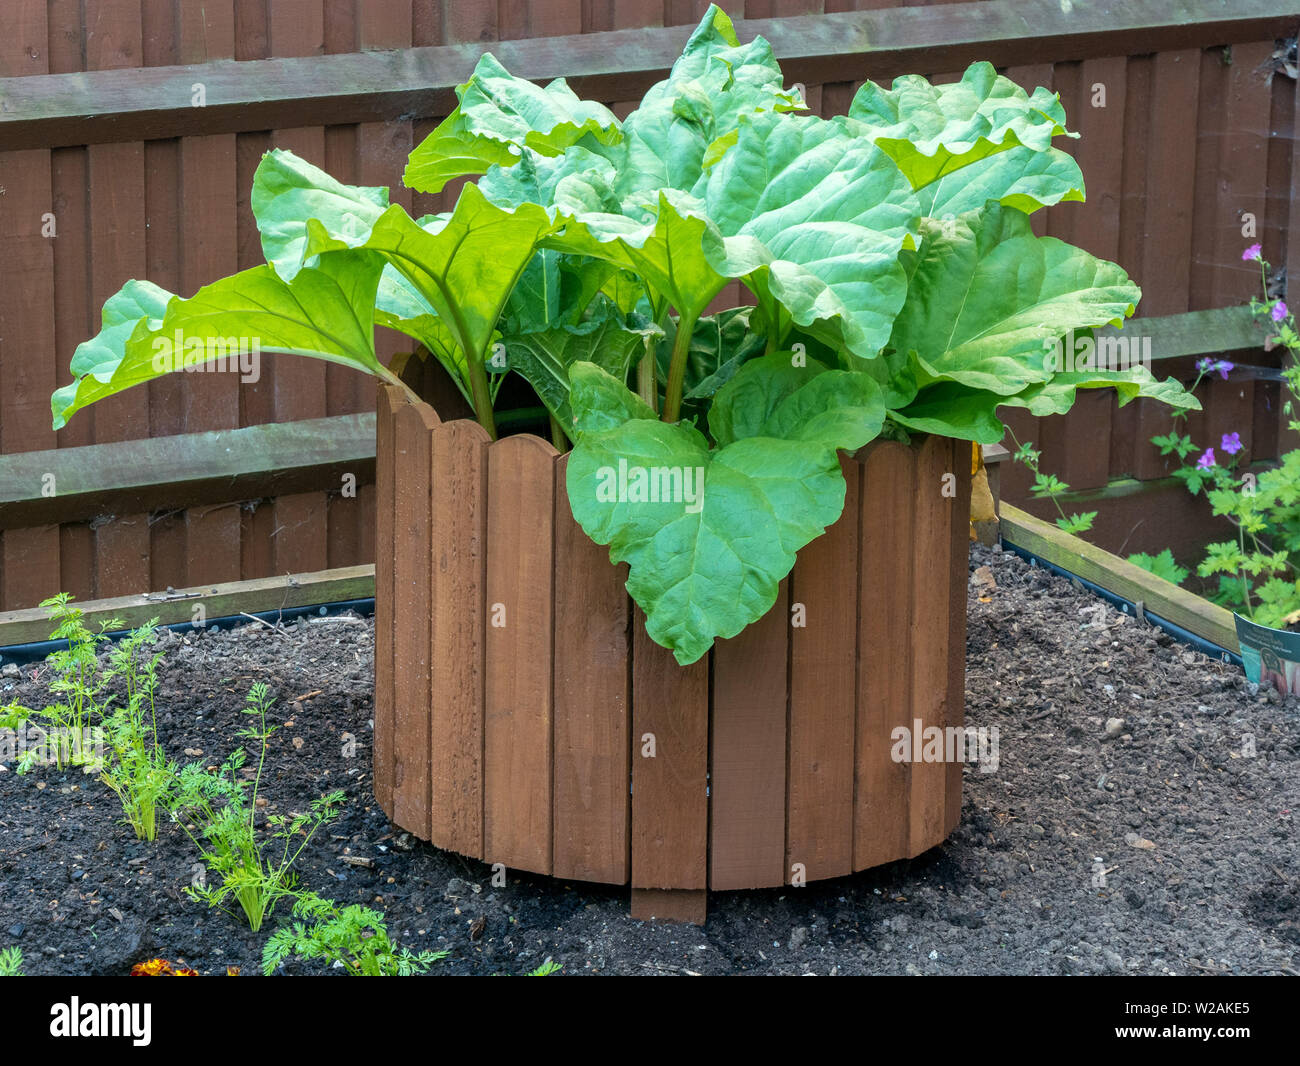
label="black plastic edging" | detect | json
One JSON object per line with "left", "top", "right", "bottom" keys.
{"left": 999, "top": 541, "right": 1242, "bottom": 668}
{"left": 0, "top": 597, "right": 376, "bottom": 666}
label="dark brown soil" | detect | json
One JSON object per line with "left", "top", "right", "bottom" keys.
{"left": 2, "top": 544, "right": 1297, "bottom": 976}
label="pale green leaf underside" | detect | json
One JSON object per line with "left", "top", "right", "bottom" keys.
{"left": 305, "top": 183, "right": 559, "bottom": 366}
{"left": 52, "top": 252, "right": 385, "bottom": 430}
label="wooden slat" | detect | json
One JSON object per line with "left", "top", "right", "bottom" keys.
{"left": 372, "top": 384, "right": 403, "bottom": 815}
{"left": 787, "top": 453, "right": 858, "bottom": 883}
{"left": 0, "top": 413, "right": 377, "bottom": 529}
{"left": 907, "top": 435, "right": 951, "bottom": 856}
{"left": 429, "top": 418, "right": 490, "bottom": 858}
{"left": 1000, "top": 502, "right": 1240, "bottom": 652}
{"left": 268, "top": 12, "right": 330, "bottom": 579}
{"left": 944, "top": 438, "right": 971, "bottom": 833}
{"left": 391, "top": 400, "right": 438, "bottom": 839}
{"left": 5, "top": 2, "right": 1297, "bottom": 150}
{"left": 178, "top": 135, "right": 240, "bottom": 587}
{"left": 0, "top": 1, "right": 59, "bottom": 612}
{"left": 1211, "top": 41, "right": 1274, "bottom": 310}
{"left": 49, "top": 144, "right": 91, "bottom": 452}
{"left": 1189, "top": 46, "right": 1228, "bottom": 313}
{"left": 552, "top": 453, "right": 631, "bottom": 884}
{"left": 484, "top": 434, "right": 557, "bottom": 874}
{"left": 630, "top": 608, "right": 708, "bottom": 898}
{"left": 709, "top": 581, "right": 789, "bottom": 890}
{"left": 854, "top": 441, "right": 913, "bottom": 870}
{"left": 0, "top": 563, "right": 374, "bottom": 648}
{"left": 1139, "top": 50, "right": 1199, "bottom": 316}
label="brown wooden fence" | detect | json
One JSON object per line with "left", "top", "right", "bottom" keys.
{"left": 2, "top": 0, "right": 1299, "bottom": 612}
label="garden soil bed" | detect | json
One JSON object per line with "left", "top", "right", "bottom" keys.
{"left": 2, "top": 544, "right": 1298, "bottom": 976}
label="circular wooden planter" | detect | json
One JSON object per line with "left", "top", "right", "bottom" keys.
{"left": 372, "top": 384, "right": 971, "bottom": 924}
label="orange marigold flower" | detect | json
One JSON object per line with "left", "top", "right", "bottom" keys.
{"left": 131, "top": 957, "right": 200, "bottom": 976}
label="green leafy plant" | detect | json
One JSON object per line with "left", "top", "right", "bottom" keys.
{"left": 262, "top": 892, "right": 447, "bottom": 976}
{"left": 1007, "top": 434, "right": 1098, "bottom": 535}
{"left": 168, "top": 682, "right": 343, "bottom": 932}
{"left": 97, "top": 620, "right": 175, "bottom": 841}
{"left": 10, "top": 598, "right": 173, "bottom": 840}
{"left": 51, "top": 6, "right": 1196, "bottom": 665}
{"left": 0, "top": 948, "right": 23, "bottom": 977}
{"left": 13, "top": 594, "right": 117, "bottom": 771}
{"left": 1128, "top": 549, "right": 1190, "bottom": 586}
{"left": 1134, "top": 245, "right": 1300, "bottom": 627}
{"left": 528, "top": 958, "right": 562, "bottom": 976}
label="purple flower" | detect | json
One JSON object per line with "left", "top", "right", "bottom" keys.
{"left": 1272, "top": 301, "right": 1288, "bottom": 322}
{"left": 1243, "top": 243, "right": 1262, "bottom": 261}
{"left": 1216, "top": 360, "right": 1233, "bottom": 380}
{"left": 1221, "top": 431, "right": 1243, "bottom": 455}
{"left": 1197, "top": 448, "right": 1217, "bottom": 470}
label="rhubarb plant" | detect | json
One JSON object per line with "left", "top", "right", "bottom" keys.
{"left": 52, "top": 5, "right": 1197, "bottom": 665}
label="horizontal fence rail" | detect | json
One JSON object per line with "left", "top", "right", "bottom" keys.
{"left": 2, "top": 1, "right": 1296, "bottom": 150}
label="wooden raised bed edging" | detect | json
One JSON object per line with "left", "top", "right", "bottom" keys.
{"left": 373, "top": 385, "right": 972, "bottom": 924}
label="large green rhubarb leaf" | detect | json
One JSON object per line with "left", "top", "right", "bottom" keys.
{"left": 404, "top": 53, "right": 622, "bottom": 195}
{"left": 848, "top": 62, "right": 1075, "bottom": 193}
{"left": 887, "top": 203, "right": 1140, "bottom": 399}
{"left": 66, "top": 279, "right": 174, "bottom": 381}
{"left": 251, "top": 149, "right": 389, "bottom": 280}
{"left": 1001, "top": 367, "right": 1201, "bottom": 417}
{"left": 566, "top": 358, "right": 886, "bottom": 663}
{"left": 52, "top": 251, "right": 387, "bottom": 430}
{"left": 305, "top": 182, "right": 560, "bottom": 369}
{"left": 545, "top": 189, "right": 731, "bottom": 324}
{"left": 618, "top": 5, "right": 802, "bottom": 201}
{"left": 702, "top": 111, "right": 921, "bottom": 359}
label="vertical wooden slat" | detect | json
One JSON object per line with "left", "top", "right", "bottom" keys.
{"left": 444, "top": 0, "right": 497, "bottom": 43}
{"left": 392, "top": 400, "right": 438, "bottom": 839}
{"left": 1189, "top": 47, "right": 1228, "bottom": 313}
{"left": 268, "top": 9, "right": 330, "bottom": 577}
{"left": 944, "top": 439, "right": 971, "bottom": 834}
{"left": 630, "top": 609, "right": 708, "bottom": 922}
{"left": 786, "top": 453, "right": 858, "bottom": 883}
{"left": 709, "top": 582, "right": 789, "bottom": 890}
{"left": 1211, "top": 41, "right": 1274, "bottom": 311}
{"left": 909, "top": 435, "right": 952, "bottom": 856}
{"left": 552, "top": 454, "right": 631, "bottom": 884}
{"left": 86, "top": 0, "right": 152, "bottom": 598}
{"left": 0, "top": 2, "right": 59, "bottom": 610}
{"left": 1140, "top": 51, "right": 1198, "bottom": 317}
{"left": 854, "top": 441, "right": 913, "bottom": 870}
{"left": 178, "top": 2, "right": 239, "bottom": 589}
{"left": 373, "top": 384, "right": 404, "bottom": 816}
{"left": 1040, "top": 54, "right": 1126, "bottom": 492}
{"left": 48, "top": 137, "right": 92, "bottom": 594}
{"left": 1203, "top": 376, "right": 1256, "bottom": 465}
{"left": 429, "top": 418, "right": 490, "bottom": 857}
{"left": 484, "top": 434, "right": 557, "bottom": 874}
